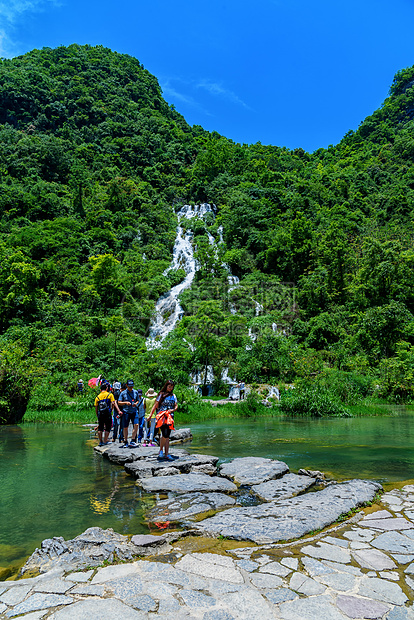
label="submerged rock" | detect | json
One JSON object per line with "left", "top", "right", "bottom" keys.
{"left": 196, "top": 480, "right": 382, "bottom": 544}
{"left": 138, "top": 473, "right": 237, "bottom": 494}
{"left": 21, "top": 527, "right": 169, "bottom": 575}
{"left": 251, "top": 473, "right": 316, "bottom": 501}
{"left": 219, "top": 457, "right": 289, "bottom": 486}
{"left": 146, "top": 492, "right": 237, "bottom": 523}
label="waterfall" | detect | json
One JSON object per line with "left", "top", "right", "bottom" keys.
{"left": 146, "top": 204, "right": 214, "bottom": 349}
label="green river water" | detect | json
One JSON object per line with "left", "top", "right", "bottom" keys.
{"left": 1, "top": 409, "right": 414, "bottom": 576}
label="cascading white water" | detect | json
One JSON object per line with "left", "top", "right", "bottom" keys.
{"left": 146, "top": 204, "right": 214, "bottom": 349}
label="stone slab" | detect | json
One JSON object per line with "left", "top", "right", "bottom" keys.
{"left": 258, "top": 561, "right": 292, "bottom": 577}
{"left": 358, "top": 576, "right": 408, "bottom": 605}
{"left": 70, "top": 584, "right": 105, "bottom": 596}
{"left": 139, "top": 473, "right": 237, "bottom": 494}
{"left": 251, "top": 473, "right": 315, "bottom": 502}
{"left": 249, "top": 572, "right": 283, "bottom": 589}
{"left": 360, "top": 517, "right": 414, "bottom": 531}
{"left": 6, "top": 593, "right": 73, "bottom": 617}
{"left": 48, "top": 598, "right": 145, "bottom": 619}
{"left": 175, "top": 554, "right": 243, "bottom": 584}
{"left": 0, "top": 584, "right": 32, "bottom": 605}
{"left": 371, "top": 531, "right": 414, "bottom": 554}
{"left": 279, "top": 594, "right": 349, "bottom": 620}
{"left": 145, "top": 492, "right": 236, "bottom": 523}
{"left": 352, "top": 548, "right": 396, "bottom": 570}
{"left": 316, "top": 573, "right": 357, "bottom": 592}
{"left": 125, "top": 454, "right": 219, "bottom": 479}
{"left": 65, "top": 570, "right": 94, "bottom": 582}
{"left": 290, "top": 572, "right": 326, "bottom": 595}
{"left": 196, "top": 480, "right": 382, "bottom": 544}
{"left": 265, "top": 588, "right": 298, "bottom": 604}
{"left": 301, "top": 542, "right": 351, "bottom": 563}
{"left": 336, "top": 594, "right": 390, "bottom": 619}
{"left": 363, "top": 510, "right": 392, "bottom": 520}
{"left": 219, "top": 457, "right": 289, "bottom": 485}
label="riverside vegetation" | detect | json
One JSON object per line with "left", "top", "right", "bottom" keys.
{"left": 1, "top": 44, "right": 414, "bottom": 423}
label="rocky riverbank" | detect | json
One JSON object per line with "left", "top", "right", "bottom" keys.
{"left": 2, "top": 487, "right": 414, "bottom": 619}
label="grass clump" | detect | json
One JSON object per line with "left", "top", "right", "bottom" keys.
{"left": 279, "top": 385, "right": 350, "bottom": 418}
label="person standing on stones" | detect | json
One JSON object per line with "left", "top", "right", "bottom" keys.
{"left": 118, "top": 379, "right": 141, "bottom": 448}
{"left": 143, "top": 388, "right": 157, "bottom": 446}
{"left": 148, "top": 380, "right": 178, "bottom": 461}
{"left": 95, "top": 382, "right": 120, "bottom": 446}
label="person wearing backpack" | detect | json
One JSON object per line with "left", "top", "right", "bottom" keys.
{"left": 118, "top": 379, "right": 143, "bottom": 448}
{"left": 94, "top": 382, "right": 120, "bottom": 446}
{"left": 111, "top": 379, "right": 122, "bottom": 443}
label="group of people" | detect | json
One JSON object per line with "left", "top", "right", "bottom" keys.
{"left": 93, "top": 378, "right": 178, "bottom": 462}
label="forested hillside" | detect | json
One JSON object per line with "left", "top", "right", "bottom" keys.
{"left": 0, "top": 44, "right": 413, "bottom": 422}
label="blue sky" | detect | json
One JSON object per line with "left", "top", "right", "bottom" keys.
{"left": 1, "top": 0, "right": 414, "bottom": 152}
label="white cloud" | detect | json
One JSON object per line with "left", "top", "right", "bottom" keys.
{"left": 196, "top": 80, "right": 251, "bottom": 109}
{"left": 0, "top": 0, "right": 61, "bottom": 57}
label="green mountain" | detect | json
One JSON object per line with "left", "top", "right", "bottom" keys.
{"left": 0, "top": 44, "right": 414, "bottom": 422}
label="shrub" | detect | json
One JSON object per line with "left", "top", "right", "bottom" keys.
{"left": 279, "top": 385, "right": 350, "bottom": 417}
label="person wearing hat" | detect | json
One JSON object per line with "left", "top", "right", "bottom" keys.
{"left": 143, "top": 388, "right": 157, "bottom": 446}
{"left": 77, "top": 379, "right": 84, "bottom": 394}
{"left": 118, "top": 379, "right": 144, "bottom": 448}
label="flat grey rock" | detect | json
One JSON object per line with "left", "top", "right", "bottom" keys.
{"left": 301, "top": 557, "right": 335, "bottom": 576}
{"left": 321, "top": 536, "right": 348, "bottom": 548}
{"left": 371, "top": 531, "right": 414, "bottom": 554}
{"left": 301, "top": 541, "right": 351, "bottom": 563}
{"left": 363, "top": 510, "right": 392, "bottom": 520}
{"left": 91, "top": 563, "right": 141, "bottom": 584}
{"left": 130, "top": 534, "right": 167, "bottom": 546}
{"left": 0, "top": 584, "right": 32, "bottom": 605}
{"left": 48, "top": 598, "right": 145, "bottom": 619}
{"left": 175, "top": 553, "right": 243, "bottom": 584}
{"left": 360, "top": 517, "right": 414, "bottom": 530}
{"left": 203, "top": 611, "right": 235, "bottom": 620}
{"left": 336, "top": 595, "right": 390, "bottom": 619}
{"left": 179, "top": 589, "right": 216, "bottom": 607}
{"left": 249, "top": 572, "right": 283, "bottom": 589}
{"left": 265, "top": 588, "right": 298, "bottom": 604}
{"left": 279, "top": 594, "right": 348, "bottom": 620}
{"left": 145, "top": 492, "right": 236, "bottom": 523}
{"left": 289, "top": 572, "right": 326, "bottom": 595}
{"left": 235, "top": 559, "right": 259, "bottom": 572}
{"left": 386, "top": 607, "right": 414, "bottom": 620}
{"left": 258, "top": 561, "right": 292, "bottom": 577}
{"left": 352, "top": 548, "right": 396, "bottom": 570}
{"left": 196, "top": 480, "right": 381, "bottom": 543}
{"left": 125, "top": 454, "right": 219, "bottom": 479}
{"left": 219, "top": 588, "right": 277, "bottom": 620}
{"left": 251, "top": 473, "right": 315, "bottom": 501}
{"left": 139, "top": 473, "right": 237, "bottom": 494}
{"left": 103, "top": 445, "right": 190, "bottom": 466}
{"left": 316, "top": 572, "right": 357, "bottom": 592}
{"left": 358, "top": 576, "right": 408, "bottom": 605}
{"left": 65, "top": 570, "right": 94, "bottom": 582}
{"left": 33, "top": 578, "right": 74, "bottom": 594}
{"left": 7, "top": 593, "right": 73, "bottom": 617}
{"left": 219, "top": 457, "right": 289, "bottom": 485}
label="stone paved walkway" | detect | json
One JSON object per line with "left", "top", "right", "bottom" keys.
{"left": 2, "top": 486, "right": 414, "bottom": 619}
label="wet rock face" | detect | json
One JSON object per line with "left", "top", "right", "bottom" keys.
{"left": 20, "top": 528, "right": 168, "bottom": 575}
{"left": 138, "top": 473, "right": 238, "bottom": 494}
{"left": 146, "top": 492, "right": 237, "bottom": 524}
{"left": 219, "top": 457, "right": 289, "bottom": 486}
{"left": 196, "top": 480, "right": 383, "bottom": 544}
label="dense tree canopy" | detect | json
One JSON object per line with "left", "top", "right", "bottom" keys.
{"left": 1, "top": 44, "right": 414, "bottom": 420}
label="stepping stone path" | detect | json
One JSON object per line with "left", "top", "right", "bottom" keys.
{"left": 2, "top": 485, "right": 414, "bottom": 618}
